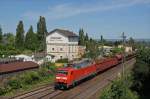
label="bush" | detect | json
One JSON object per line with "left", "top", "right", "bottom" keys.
{"left": 38, "top": 68, "right": 49, "bottom": 77}
{"left": 0, "top": 67, "right": 55, "bottom": 96}
{"left": 30, "top": 71, "right": 40, "bottom": 82}
{"left": 0, "top": 87, "right": 7, "bottom": 95}
{"left": 7, "top": 79, "right": 22, "bottom": 89}
{"left": 21, "top": 73, "right": 33, "bottom": 84}
{"left": 100, "top": 78, "right": 139, "bottom": 99}
{"left": 56, "top": 58, "right": 68, "bottom": 63}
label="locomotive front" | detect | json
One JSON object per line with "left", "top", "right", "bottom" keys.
{"left": 55, "top": 67, "right": 73, "bottom": 89}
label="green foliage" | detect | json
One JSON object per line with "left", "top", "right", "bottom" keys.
{"left": 84, "top": 39, "right": 100, "bottom": 60}
{"left": 132, "top": 60, "right": 149, "bottom": 92}
{"left": 128, "top": 37, "right": 135, "bottom": 48}
{"left": 7, "top": 79, "right": 22, "bottom": 89}
{"left": 25, "top": 26, "right": 38, "bottom": 51}
{"left": 45, "top": 62, "right": 57, "bottom": 73}
{"left": 100, "top": 78, "right": 139, "bottom": 99}
{"left": 15, "top": 21, "right": 25, "bottom": 50}
{"left": 56, "top": 58, "right": 68, "bottom": 63}
{"left": 79, "top": 28, "right": 85, "bottom": 45}
{"left": 22, "top": 49, "right": 33, "bottom": 55}
{"left": 0, "top": 87, "right": 7, "bottom": 95}
{"left": 38, "top": 67, "right": 49, "bottom": 77}
{"left": 114, "top": 41, "right": 122, "bottom": 46}
{"left": 0, "top": 32, "right": 19, "bottom": 57}
{"left": 85, "top": 33, "right": 89, "bottom": 41}
{"left": 0, "top": 44, "right": 21, "bottom": 58}
{"left": 111, "top": 47, "right": 124, "bottom": 54}
{"left": 37, "top": 16, "right": 47, "bottom": 51}
{"left": 0, "top": 66, "right": 56, "bottom": 96}
{"left": 131, "top": 46, "right": 150, "bottom": 99}
{"left": 3, "top": 33, "right": 15, "bottom": 46}
{"left": 136, "top": 47, "right": 150, "bottom": 64}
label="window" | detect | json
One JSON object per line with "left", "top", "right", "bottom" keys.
{"left": 52, "top": 48, "right": 54, "bottom": 51}
{"left": 60, "top": 48, "right": 63, "bottom": 51}
{"left": 57, "top": 70, "right": 68, "bottom": 75}
{"left": 52, "top": 56, "right": 55, "bottom": 59}
{"left": 60, "top": 56, "right": 63, "bottom": 59}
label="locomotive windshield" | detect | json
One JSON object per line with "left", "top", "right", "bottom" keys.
{"left": 72, "top": 60, "right": 91, "bottom": 69}
{"left": 57, "top": 70, "right": 68, "bottom": 75}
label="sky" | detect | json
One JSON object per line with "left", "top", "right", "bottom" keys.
{"left": 0, "top": 0, "right": 150, "bottom": 39}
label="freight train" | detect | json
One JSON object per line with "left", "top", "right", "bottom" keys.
{"left": 54, "top": 53, "right": 135, "bottom": 89}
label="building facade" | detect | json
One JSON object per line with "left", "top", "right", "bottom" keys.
{"left": 46, "top": 29, "right": 79, "bottom": 61}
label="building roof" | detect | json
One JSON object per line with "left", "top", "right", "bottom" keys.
{"left": 47, "top": 29, "right": 78, "bottom": 37}
{"left": 0, "top": 61, "right": 39, "bottom": 74}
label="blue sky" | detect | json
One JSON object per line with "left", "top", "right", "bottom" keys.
{"left": 0, "top": 0, "right": 150, "bottom": 39}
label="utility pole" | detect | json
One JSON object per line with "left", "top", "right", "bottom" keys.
{"left": 44, "top": 31, "right": 47, "bottom": 67}
{"left": 101, "top": 35, "right": 104, "bottom": 57}
{"left": 121, "top": 32, "right": 126, "bottom": 78}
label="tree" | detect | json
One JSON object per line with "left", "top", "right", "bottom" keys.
{"left": 100, "top": 35, "right": 104, "bottom": 56}
{"left": 3, "top": 33, "right": 15, "bottom": 46}
{"left": 131, "top": 47, "right": 150, "bottom": 99}
{"left": 100, "top": 35, "right": 103, "bottom": 42}
{"left": 37, "top": 16, "right": 47, "bottom": 51}
{"left": 128, "top": 37, "right": 135, "bottom": 50}
{"left": 15, "top": 21, "right": 25, "bottom": 50}
{"left": 84, "top": 38, "right": 100, "bottom": 60}
{"left": 85, "top": 33, "right": 89, "bottom": 41}
{"left": 79, "top": 28, "right": 85, "bottom": 45}
{"left": 25, "top": 26, "right": 38, "bottom": 51}
{"left": 0, "top": 25, "right": 2, "bottom": 43}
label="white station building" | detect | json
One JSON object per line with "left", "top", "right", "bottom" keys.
{"left": 46, "top": 29, "right": 79, "bottom": 61}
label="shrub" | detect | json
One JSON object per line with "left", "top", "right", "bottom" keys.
{"left": 56, "top": 58, "right": 68, "bottom": 63}
{"left": 21, "top": 73, "right": 33, "bottom": 84}
{"left": 0, "top": 66, "right": 55, "bottom": 95}
{"left": 38, "top": 68, "right": 49, "bottom": 77}
{"left": 30, "top": 71, "right": 40, "bottom": 82}
{"left": 100, "top": 78, "right": 139, "bottom": 99}
{"left": 48, "top": 65, "right": 57, "bottom": 73}
{"left": 0, "top": 87, "right": 7, "bottom": 95}
{"left": 7, "top": 79, "right": 22, "bottom": 90}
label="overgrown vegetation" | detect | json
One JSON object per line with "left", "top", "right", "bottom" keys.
{"left": 111, "top": 47, "right": 124, "bottom": 54}
{"left": 100, "top": 77, "right": 138, "bottom": 99}
{"left": 131, "top": 46, "right": 150, "bottom": 99}
{"left": 0, "top": 64, "right": 57, "bottom": 96}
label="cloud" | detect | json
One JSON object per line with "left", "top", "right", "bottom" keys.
{"left": 23, "top": 0, "right": 150, "bottom": 20}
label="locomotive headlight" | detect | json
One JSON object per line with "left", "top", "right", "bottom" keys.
{"left": 56, "top": 77, "right": 67, "bottom": 80}
{"left": 62, "top": 77, "right": 67, "bottom": 80}
{"left": 56, "top": 77, "right": 60, "bottom": 79}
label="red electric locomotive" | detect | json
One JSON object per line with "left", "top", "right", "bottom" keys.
{"left": 55, "top": 59, "right": 96, "bottom": 89}
{"left": 54, "top": 53, "right": 134, "bottom": 89}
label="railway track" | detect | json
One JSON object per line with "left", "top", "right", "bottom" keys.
{"left": 10, "top": 84, "right": 55, "bottom": 99}
{"left": 9, "top": 58, "right": 135, "bottom": 99}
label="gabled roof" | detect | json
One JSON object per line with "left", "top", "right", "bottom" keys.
{"left": 47, "top": 29, "right": 78, "bottom": 37}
